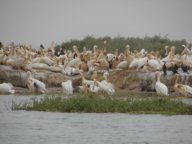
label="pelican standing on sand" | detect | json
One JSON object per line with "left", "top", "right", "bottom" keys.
{"left": 26, "top": 71, "right": 46, "bottom": 94}
{"left": 0, "top": 83, "right": 15, "bottom": 94}
{"left": 62, "top": 80, "right": 73, "bottom": 95}
{"left": 155, "top": 71, "right": 169, "bottom": 96}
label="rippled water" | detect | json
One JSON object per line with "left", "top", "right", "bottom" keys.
{"left": 0, "top": 95, "right": 192, "bottom": 144}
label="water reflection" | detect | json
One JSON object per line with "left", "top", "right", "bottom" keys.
{"left": 0, "top": 95, "right": 192, "bottom": 144}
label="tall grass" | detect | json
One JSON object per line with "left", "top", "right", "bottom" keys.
{"left": 12, "top": 95, "right": 192, "bottom": 115}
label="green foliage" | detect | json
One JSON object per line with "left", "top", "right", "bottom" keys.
{"left": 12, "top": 95, "right": 192, "bottom": 115}
{"left": 60, "top": 35, "right": 186, "bottom": 56}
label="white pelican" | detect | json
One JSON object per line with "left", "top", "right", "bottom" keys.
{"left": 89, "top": 84, "right": 100, "bottom": 93}
{"left": 161, "top": 46, "right": 176, "bottom": 62}
{"left": 79, "top": 70, "right": 94, "bottom": 86}
{"left": 101, "top": 71, "right": 115, "bottom": 90}
{"left": 0, "top": 83, "right": 15, "bottom": 94}
{"left": 61, "top": 57, "right": 80, "bottom": 76}
{"left": 26, "top": 71, "right": 46, "bottom": 94}
{"left": 94, "top": 71, "right": 115, "bottom": 95}
{"left": 32, "top": 56, "right": 54, "bottom": 66}
{"left": 116, "top": 60, "right": 129, "bottom": 69}
{"left": 173, "top": 74, "right": 192, "bottom": 97}
{"left": 67, "top": 57, "right": 81, "bottom": 68}
{"left": 155, "top": 71, "right": 169, "bottom": 96}
{"left": 31, "top": 63, "right": 50, "bottom": 70}
{"left": 129, "top": 57, "right": 148, "bottom": 69}
{"left": 62, "top": 80, "right": 73, "bottom": 95}
{"left": 62, "top": 66, "right": 80, "bottom": 76}
{"left": 89, "top": 71, "right": 100, "bottom": 93}
{"left": 180, "top": 50, "right": 192, "bottom": 68}
{"left": 94, "top": 78, "right": 115, "bottom": 95}
{"left": 96, "top": 58, "right": 109, "bottom": 70}
{"left": 148, "top": 59, "right": 162, "bottom": 70}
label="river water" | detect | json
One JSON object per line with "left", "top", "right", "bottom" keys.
{"left": 0, "top": 95, "right": 192, "bottom": 144}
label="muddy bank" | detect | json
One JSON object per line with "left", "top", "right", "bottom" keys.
{"left": 0, "top": 65, "right": 81, "bottom": 88}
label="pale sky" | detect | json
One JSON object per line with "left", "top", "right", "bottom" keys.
{"left": 0, "top": 0, "right": 192, "bottom": 48}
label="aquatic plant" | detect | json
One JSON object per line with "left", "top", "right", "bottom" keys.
{"left": 12, "top": 95, "right": 192, "bottom": 115}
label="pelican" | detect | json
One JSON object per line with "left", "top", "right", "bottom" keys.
{"left": 96, "top": 59, "right": 109, "bottom": 70}
{"left": 116, "top": 60, "right": 129, "bottom": 69}
{"left": 67, "top": 57, "right": 81, "bottom": 68}
{"left": 101, "top": 71, "right": 115, "bottom": 90}
{"left": 79, "top": 70, "right": 94, "bottom": 86}
{"left": 94, "top": 78, "right": 115, "bottom": 95}
{"left": 62, "top": 66, "right": 79, "bottom": 76}
{"left": 62, "top": 80, "right": 73, "bottom": 95}
{"left": 26, "top": 71, "right": 46, "bottom": 94}
{"left": 94, "top": 71, "right": 115, "bottom": 95}
{"left": 78, "top": 70, "right": 100, "bottom": 94}
{"left": 31, "top": 63, "right": 50, "bottom": 71}
{"left": 61, "top": 57, "right": 80, "bottom": 76}
{"left": 89, "top": 84, "right": 100, "bottom": 93}
{"left": 89, "top": 70, "right": 100, "bottom": 93}
{"left": 129, "top": 57, "right": 148, "bottom": 69}
{"left": 31, "top": 49, "right": 54, "bottom": 66}
{"left": 155, "top": 71, "right": 169, "bottom": 96}
{"left": 180, "top": 47, "right": 192, "bottom": 67}
{"left": 0, "top": 83, "right": 15, "bottom": 94}
{"left": 173, "top": 74, "right": 192, "bottom": 97}
{"left": 147, "top": 59, "right": 162, "bottom": 70}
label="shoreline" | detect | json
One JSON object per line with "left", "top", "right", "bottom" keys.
{"left": 5, "top": 86, "right": 192, "bottom": 106}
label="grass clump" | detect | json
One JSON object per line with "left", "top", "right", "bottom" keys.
{"left": 12, "top": 95, "right": 192, "bottom": 115}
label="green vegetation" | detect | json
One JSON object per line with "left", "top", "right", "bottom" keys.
{"left": 12, "top": 95, "right": 192, "bottom": 115}
{"left": 59, "top": 35, "right": 186, "bottom": 56}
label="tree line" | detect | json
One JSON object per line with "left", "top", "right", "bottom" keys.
{"left": 57, "top": 35, "right": 186, "bottom": 57}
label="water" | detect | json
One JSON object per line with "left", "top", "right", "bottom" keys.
{"left": 0, "top": 95, "right": 192, "bottom": 144}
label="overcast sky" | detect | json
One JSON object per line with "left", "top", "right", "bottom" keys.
{"left": 0, "top": 0, "right": 192, "bottom": 48}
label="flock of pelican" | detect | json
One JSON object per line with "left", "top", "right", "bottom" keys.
{"left": 0, "top": 41, "right": 192, "bottom": 97}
